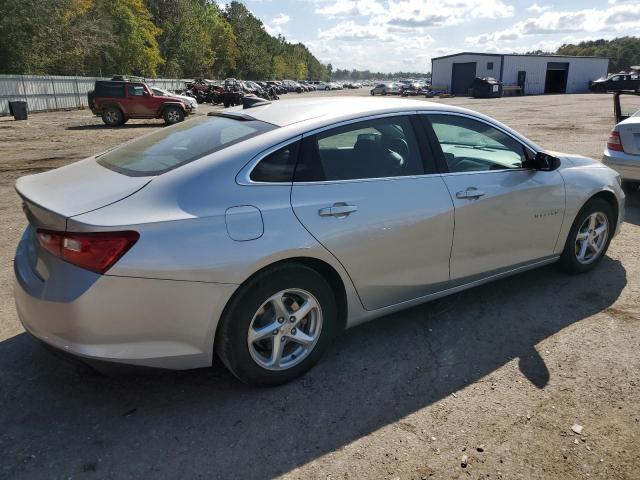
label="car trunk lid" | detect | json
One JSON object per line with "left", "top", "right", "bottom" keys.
{"left": 16, "top": 158, "right": 152, "bottom": 231}
{"left": 618, "top": 116, "right": 640, "bottom": 156}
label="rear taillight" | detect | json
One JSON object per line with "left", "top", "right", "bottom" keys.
{"left": 36, "top": 230, "right": 139, "bottom": 274}
{"left": 607, "top": 130, "right": 624, "bottom": 152}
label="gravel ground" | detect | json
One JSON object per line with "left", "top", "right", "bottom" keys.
{"left": 0, "top": 91, "right": 639, "bottom": 480}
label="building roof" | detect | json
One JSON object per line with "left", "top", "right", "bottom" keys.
{"left": 431, "top": 51, "right": 610, "bottom": 61}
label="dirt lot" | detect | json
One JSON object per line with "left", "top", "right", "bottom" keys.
{"left": 0, "top": 92, "right": 639, "bottom": 480}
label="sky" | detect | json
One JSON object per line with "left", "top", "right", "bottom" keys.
{"left": 229, "top": 0, "right": 640, "bottom": 73}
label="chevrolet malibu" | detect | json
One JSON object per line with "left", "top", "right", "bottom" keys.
{"left": 14, "top": 97, "right": 625, "bottom": 385}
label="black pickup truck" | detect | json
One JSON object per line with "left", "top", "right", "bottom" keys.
{"left": 589, "top": 72, "right": 640, "bottom": 93}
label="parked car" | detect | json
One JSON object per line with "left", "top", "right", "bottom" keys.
{"left": 150, "top": 87, "right": 198, "bottom": 112}
{"left": 88, "top": 80, "right": 190, "bottom": 126}
{"left": 266, "top": 81, "right": 287, "bottom": 95}
{"left": 590, "top": 73, "right": 640, "bottom": 93}
{"left": 14, "top": 97, "right": 624, "bottom": 386}
{"left": 399, "top": 81, "right": 422, "bottom": 96}
{"left": 370, "top": 82, "right": 400, "bottom": 95}
{"left": 282, "top": 80, "right": 304, "bottom": 93}
{"left": 603, "top": 112, "right": 640, "bottom": 193}
{"left": 311, "top": 81, "right": 330, "bottom": 90}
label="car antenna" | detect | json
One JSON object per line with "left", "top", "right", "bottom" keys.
{"left": 242, "top": 96, "right": 271, "bottom": 109}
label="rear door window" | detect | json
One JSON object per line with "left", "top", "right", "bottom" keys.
{"left": 295, "top": 116, "right": 424, "bottom": 181}
{"left": 97, "top": 116, "right": 276, "bottom": 176}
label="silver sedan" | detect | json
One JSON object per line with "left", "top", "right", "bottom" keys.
{"left": 14, "top": 97, "right": 625, "bottom": 385}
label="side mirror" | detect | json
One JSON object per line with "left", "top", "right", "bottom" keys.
{"left": 534, "top": 152, "right": 561, "bottom": 171}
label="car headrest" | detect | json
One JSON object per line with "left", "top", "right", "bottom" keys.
{"left": 384, "top": 138, "right": 409, "bottom": 161}
{"left": 353, "top": 137, "right": 379, "bottom": 154}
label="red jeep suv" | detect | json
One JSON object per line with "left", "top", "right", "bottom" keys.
{"left": 88, "top": 80, "right": 191, "bottom": 126}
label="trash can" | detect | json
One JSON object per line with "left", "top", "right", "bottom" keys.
{"left": 471, "top": 77, "right": 503, "bottom": 98}
{"left": 9, "top": 101, "right": 28, "bottom": 120}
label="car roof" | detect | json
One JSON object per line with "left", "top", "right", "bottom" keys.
{"left": 223, "top": 96, "right": 457, "bottom": 127}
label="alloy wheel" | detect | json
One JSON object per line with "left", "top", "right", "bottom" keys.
{"left": 167, "top": 110, "right": 180, "bottom": 123}
{"left": 247, "top": 289, "right": 323, "bottom": 371}
{"left": 575, "top": 212, "right": 609, "bottom": 264}
{"left": 105, "top": 110, "right": 118, "bottom": 124}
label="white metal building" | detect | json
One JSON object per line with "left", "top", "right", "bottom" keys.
{"left": 431, "top": 52, "right": 609, "bottom": 95}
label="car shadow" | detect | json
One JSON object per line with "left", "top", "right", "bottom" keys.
{"left": 66, "top": 124, "right": 160, "bottom": 131}
{"left": 623, "top": 188, "right": 640, "bottom": 226}
{"left": 0, "top": 258, "right": 627, "bottom": 479}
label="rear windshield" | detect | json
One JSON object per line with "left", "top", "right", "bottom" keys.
{"left": 97, "top": 116, "right": 275, "bottom": 176}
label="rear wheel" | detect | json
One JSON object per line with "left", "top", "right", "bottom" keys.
{"left": 163, "top": 106, "right": 184, "bottom": 125}
{"left": 216, "top": 264, "right": 337, "bottom": 386}
{"left": 101, "top": 107, "right": 124, "bottom": 126}
{"left": 558, "top": 198, "right": 614, "bottom": 274}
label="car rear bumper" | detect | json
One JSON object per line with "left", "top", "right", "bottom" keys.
{"left": 14, "top": 228, "right": 237, "bottom": 370}
{"left": 603, "top": 149, "right": 640, "bottom": 181}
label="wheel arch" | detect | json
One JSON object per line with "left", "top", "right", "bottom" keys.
{"left": 587, "top": 189, "right": 620, "bottom": 232}
{"left": 160, "top": 102, "right": 187, "bottom": 115}
{"left": 217, "top": 256, "right": 349, "bottom": 339}
{"left": 100, "top": 103, "right": 124, "bottom": 115}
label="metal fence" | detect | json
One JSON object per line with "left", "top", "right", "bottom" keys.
{"left": 0, "top": 75, "right": 189, "bottom": 116}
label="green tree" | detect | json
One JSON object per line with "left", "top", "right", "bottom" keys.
{"left": 102, "top": 0, "right": 163, "bottom": 76}
{"left": 0, "top": 0, "right": 327, "bottom": 81}
{"left": 295, "top": 61, "right": 308, "bottom": 80}
{"left": 272, "top": 55, "right": 287, "bottom": 79}
{"left": 211, "top": 14, "right": 237, "bottom": 78}
{"left": 223, "top": 1, "right": 272, "bottom": 79}
{"left": 556, "top": 37, "right": 640, "bottom": 72}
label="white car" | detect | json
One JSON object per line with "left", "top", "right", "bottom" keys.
{"left": 603, "top": 113, "right": 640, "bottom": 192}
{"left": 151, "top": 87, "right": 198, "bottom": 112}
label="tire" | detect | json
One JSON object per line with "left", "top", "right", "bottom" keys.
{"left": 558, "top": 198, "right": 614, "bottom": 274}
{"left": 101, "top": 107, "right": 124, "bottom": 126}
{"left": 163, "top": 106, "right": 184, "bottom": 125}
{"left": 216, "top": 264, "right": 338, "bottom": 386}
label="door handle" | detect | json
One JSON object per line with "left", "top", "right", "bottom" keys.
{"left": 318, "top": 204, "right": 358, "bottom": 217}
{"left": 456, "top": 188, "right": 486, "bottom": 199}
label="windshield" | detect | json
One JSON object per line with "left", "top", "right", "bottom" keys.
{"left": 97, "top": 116, "right": 276, "bottom": 176}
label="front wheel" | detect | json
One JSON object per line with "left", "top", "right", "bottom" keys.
{"left": 558, "top": 198, "right": 614, "bottom": 274}
{"left": 216, "top": 264, "right": 338, "bottom": 386}
{"left": 163, "top": 106, "right": 184, "bottom": 125}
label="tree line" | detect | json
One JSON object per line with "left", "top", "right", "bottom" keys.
{"left": 0, "top": 0, "right": 330, "bottom": 81}
{"left": 527, "top": 37, "right": 640, "bottom": 73}
{"left": 329, "top": 67, "right": 430, "bottom": 81}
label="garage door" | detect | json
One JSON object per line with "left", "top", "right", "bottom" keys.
{"left": 544, "top": 62, "right": 569, "bottom": 94}
{"left": 452, "top": 62, "right": 476, "bottom": 95}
